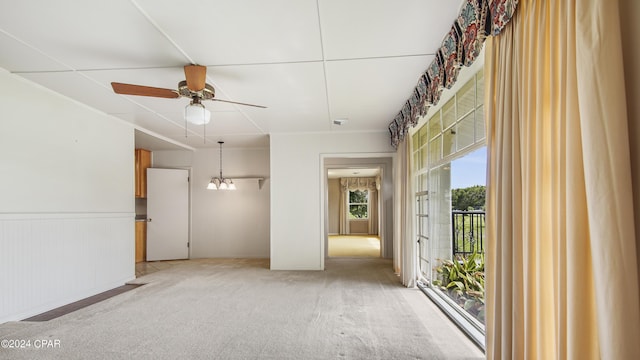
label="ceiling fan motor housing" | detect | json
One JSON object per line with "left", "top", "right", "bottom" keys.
{"left": 177, "top": 80, "right": 215, "bottom": 100}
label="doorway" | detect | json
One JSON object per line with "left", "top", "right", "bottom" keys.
{"left": 322, "top": 156, "right": 393, "bottom": 261}
{"left": 326, "top": 167, "right": 381, "bottom": 257}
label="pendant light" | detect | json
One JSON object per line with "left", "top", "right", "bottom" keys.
{"left": 207, "top": 141, "right": 235, "bottom": 190}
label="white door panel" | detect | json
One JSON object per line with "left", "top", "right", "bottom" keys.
{"left": 146, "top": 168, "right": 189, "bottom": 261}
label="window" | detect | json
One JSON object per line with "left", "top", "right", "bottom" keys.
{"left": 348, "top": 190, "right": 369, "bottom": 219}
{"left": 412, "top": 69, "right": 487, "bottom": 347}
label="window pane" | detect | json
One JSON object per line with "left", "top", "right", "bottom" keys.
{"left": 420, "top": 194, "right": 429, "bottom": 214}
{"left": 420, "top": 217, "right": 429, "bottom": 237}
{"left": 421, "top": 173, "right": 429, "bottom": 192}
{"left": 412, "top": 132, "right": 420, "bottom": 152}
{"left": 349, "top": 205, "right": 368, "bottom": 219}
{"left": 457, "top": 79, "right": 475, "bottom": 118}
{"left": 475, "top": 105, "right": 485, "bottom": 141}
{"left": 443, "top": 129, "right": 456, "bottom": 157}
{"left": 414, "top": 149, "right": 421, "bottom": 170}
{"left": 456, "top": 112, "right": 475, "bottom": 151}
{"left": 421, "top": 146, "right": 429, "bottom": 169}
{"left": 349, "top": 190, "right": 368, "bottom": 203}
{"left": 429, "top": 114, "right": 441, "bottom": 140}
{"left": 476, "top": 69, "right": 484, "bottom": 106}
{"left": 442, "top": 98, "right": 456, "bottom": 130}
{"left": 429, "top": 136, "right": 442, "bottom": 165}
{"left": 419, "top": 125, "right": 429, "bottom": 148}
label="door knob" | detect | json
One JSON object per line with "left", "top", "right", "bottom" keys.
{"left": 147, "top": 218, "right": 152, "bottom": 222}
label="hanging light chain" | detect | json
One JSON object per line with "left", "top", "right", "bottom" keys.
{"left": 219, "top": 141, "right": 224, "bottom": 180}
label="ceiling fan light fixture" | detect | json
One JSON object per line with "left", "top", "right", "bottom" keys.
{"left": 111, "top": 65, "right": 265, "bottom": 138}
{"left": 185, "top": 102, "right": 211, "bottom": 125}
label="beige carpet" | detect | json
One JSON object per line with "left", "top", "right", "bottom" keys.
{"left": 0, "top": 258, "right": 483, "bottom": 360}
{"left": 328, "top": 235, "right": 380, "bottom": 257}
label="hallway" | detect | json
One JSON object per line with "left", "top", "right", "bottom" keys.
{"left": 328, "top": 235, "right": 380, "bottom": 257}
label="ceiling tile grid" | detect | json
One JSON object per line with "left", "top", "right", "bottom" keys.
{"left": 0, "top": 0, "right": 464, "bottom": 149}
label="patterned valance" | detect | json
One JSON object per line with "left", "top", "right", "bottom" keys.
{"left": 388, "top": 0, "right": 519, "bottom": 148}
{"left": 340, "top": 177, "right": 379, "bottom": 192}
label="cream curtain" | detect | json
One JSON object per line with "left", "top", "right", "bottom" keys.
{"left": 394, "top": 139, "right": 416, "bottom": 287}
{"left": 339, "top": 181, "right": 348, "bottom": 235}
{"left": 368, "top": 186, "right": 378, "bottom": 235}
{"left": 484, "top": 0, "right": 640, "bottom": 359}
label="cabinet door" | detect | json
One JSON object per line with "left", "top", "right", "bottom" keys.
{"left": 135, "top": 221, "right": 146, "bottom": 263}
{"left": 135, "top": 149, "right": 151, "bottom": 198}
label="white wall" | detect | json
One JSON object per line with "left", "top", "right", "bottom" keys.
{"left": 270, "top": 132, "right": 395, "bottom": 270}
{"left": 153, "top": 147, "right": 270, "bottom": 258}
{"left": 0, "top": 69, "right": 134, "bottom": 323}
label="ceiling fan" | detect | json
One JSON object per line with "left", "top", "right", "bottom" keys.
{"left": 111, "top": 64, "right": 265, "bottom": 125}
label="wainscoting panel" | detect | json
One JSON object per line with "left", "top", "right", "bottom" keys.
{"left": 0, "top": 213, "right": 134, "bottom": 323}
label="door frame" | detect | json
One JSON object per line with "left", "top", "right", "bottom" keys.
{"left": 320, "top": 154, "right": 394, "bottom": 268}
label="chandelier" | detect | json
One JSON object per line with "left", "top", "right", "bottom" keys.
{"left": 207, "top": 141, "right": 236, "bottom": 190}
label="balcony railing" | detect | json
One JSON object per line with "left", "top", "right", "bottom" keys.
{"left": 452, "top": 210, "right": 485, "bottom": 257}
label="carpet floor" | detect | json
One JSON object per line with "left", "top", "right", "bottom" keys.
{"left": 0, "top": 258, "right": 483, "bottom": 360}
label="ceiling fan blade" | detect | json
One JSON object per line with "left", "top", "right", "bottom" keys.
{"left": 184, "top": 65, "right": 207, "bottom": 92}
{"left": 211, "top": 99, "right": 267, "bottom": 108}
{"left": 111, "top": 82, "right": 179, "bottom": 99}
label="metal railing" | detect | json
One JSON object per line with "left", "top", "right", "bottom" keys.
{"left": 452, "top": 210, "right": 485, "bottom": 257}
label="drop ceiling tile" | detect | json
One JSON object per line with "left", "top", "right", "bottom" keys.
{"left": 114, "top": 112, "right": 185, "bottom": 135}
{"left": 318, "top": 0, "right": 463, "bottom": 60}
{"left": 0, "top": 32, "right": 68, "bottom": 72}
{"left": 0, "top": 0, "right": 186, "bottom": 70}
{"left": 325, "top": 55, "right": 433, "bottom": 131}
{"left": 18, "top": 70, "right": 194, "bottom": 137}
{"left": 135, "top": 0, "right": 323, "bottom": 65}
{"left": 208, "top": 61, "right": 330, "bottom": 132}
{"left": 202, "top": 111, "right": 264, "bottom": 135}
{"left": 19, "top": 71, "right": 138, "bottom": 114}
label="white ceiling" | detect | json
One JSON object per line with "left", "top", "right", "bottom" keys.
{"left": 0, "top": 0, "right": 463, "bottom": 150}
{"left": 327, "top": 168, "right": 380, "bottom": 179}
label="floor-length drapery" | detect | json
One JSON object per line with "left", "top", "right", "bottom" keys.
{"left": 394, "top": 139, "right": 415, "bottom": 287}
{"left": 484, "top": 0, "right": 640, "bottom": 359}
{"left": 339, "top": 179, "right": 348, "bottom": 235}
{"left": 368, "top": 188, "right": 378, "bottom": 235}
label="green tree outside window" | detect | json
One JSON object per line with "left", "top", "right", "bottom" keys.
{"left": 348, "top": 190, "right": 368, "bottom": 219}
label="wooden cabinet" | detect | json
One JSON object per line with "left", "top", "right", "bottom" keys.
{"left": 135, "top": 221, "right": 147, "bottom": 263}
{"left": 135, "top": 149, "right": 151, "bottom": 198}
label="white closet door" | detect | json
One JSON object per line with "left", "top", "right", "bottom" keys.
{"left": 146, "top": 168, "right": 189, "bottom": 261}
